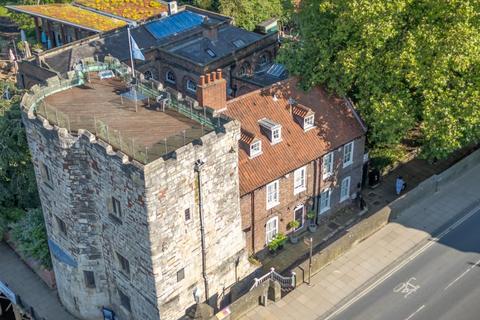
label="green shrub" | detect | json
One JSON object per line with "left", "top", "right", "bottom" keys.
{"left": 0, "top": 207, "right": 25, "bottom": 236}
{"left": 11, "top": 208, "right": 52, "bottom": 269}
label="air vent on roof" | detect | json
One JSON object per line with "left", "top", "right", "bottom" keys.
{"left": 206, "top": 48, "right": 217, "bottom": 58}
{"left": 267, "top": 63, "right": 286, "bottom": 78}
{"left": 233, "top": 39, "right": 246, "bottom": 48}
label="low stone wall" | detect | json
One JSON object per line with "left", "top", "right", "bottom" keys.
{"left": 216, "top": 148, "right": 480, "bottom": 320}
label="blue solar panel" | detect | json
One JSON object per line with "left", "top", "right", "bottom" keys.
{"left": 145, "top": 11, "right": 205, "bottom": 40}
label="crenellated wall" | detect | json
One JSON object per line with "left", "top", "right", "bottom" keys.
{"left": 21, "top": 73, "right": 252, "bottom": 320}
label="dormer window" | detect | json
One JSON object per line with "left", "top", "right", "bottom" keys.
{"left": 250, "top": 140, "right": 262, "bottom": 158}
{"left": 292, "top": 104, "right": 315, "bottom": 131}
{"left": 272, "top": 127, "right": 281, "bottom": 143}
{"left": 259, "top": 118, "right": 282, "bottom": 144}
{"left": 304, "top": 115, "right": 315, "bottom": 130}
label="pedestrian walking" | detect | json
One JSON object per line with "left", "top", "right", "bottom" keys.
{"left": 395, "top": 176, "right": 406, "bottom": 195}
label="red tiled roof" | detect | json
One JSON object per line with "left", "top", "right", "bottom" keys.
{"left": 240, "top": 129, "right": 256, "bottom": 145}
{"left": 292, "top": 103, "right": 313, "bottom": 118}
{"left": 224, "top": 77, "right": 366, "bottom": 195}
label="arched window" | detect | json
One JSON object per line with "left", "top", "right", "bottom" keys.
{"left": 186, "top": 79, "right": 197, "bottom": 93}
{"left": 144, "top": 70, "right": 153, "bottom": 80}
{"left": 256, "top": 52, "right": 272, "bottom": 71}
{"left": 166, "top": 70, "right": 176, "bottom": 84}
{"left": 266, "top": 216, "right": 278, "bottom": 244}
{"left": 238, "top": 62, "right": 251, "bottom": 77}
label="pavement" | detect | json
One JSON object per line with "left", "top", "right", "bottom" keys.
{"left": 242, "top": 162, "right": 480, "bottom": 320}
{"left": 0, "top": 241, "right": 77, "bottom": 320}
{"left": 328, "top": 206, "right": 480, "bottom": 320}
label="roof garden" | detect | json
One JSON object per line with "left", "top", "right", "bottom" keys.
{"left": 7, "top": 4, "right": 127, "bottom": 32}
{"left": 23, "top": 59, "right": 228, "bottom": 164}
{"left": 75, "top": 0, "right": 167, "bottom": 21}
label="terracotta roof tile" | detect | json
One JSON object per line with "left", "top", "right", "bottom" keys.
{"left": 225, "top": 77, "right": 366, "bottom": 195}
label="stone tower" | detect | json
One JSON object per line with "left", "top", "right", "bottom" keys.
{"left": 21, "top": 61, "right": 251, "bottom": 320}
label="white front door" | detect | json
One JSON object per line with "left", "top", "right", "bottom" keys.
{"left": 266, "top": 216, "right": 278, "bottom": 243}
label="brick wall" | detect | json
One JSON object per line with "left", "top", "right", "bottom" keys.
{"left": 240, "top": 136, "right": 366, "bottom": 254}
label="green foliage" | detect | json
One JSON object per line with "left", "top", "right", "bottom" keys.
{"left": 267, "top": 233, "right": 287, "bottom": 251}
{"left": 11, "top": 208, "right": 52, "bottom": 268}
{"left": 287, "top": 219, "right": 300, "bottom": 230}
{"left": 0, "top": 207, "right": 25, "bottom": 235}
{"left": 307, "top": 210, "right": 315, "bottom": 221}
{"left": 280, "top": 0, "right": 480, "bottom": 160}
{"left": 0, "top": 81, "right": 40, "bottom": 210}
{"left": 219, "top": 0, "right": 292, "bottom": 31}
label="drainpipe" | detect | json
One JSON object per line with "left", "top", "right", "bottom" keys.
{"left": 194, "top": 160, "right": 210, "bottom": 304}
{"left": 250, "top": 191, "right": 255, "bottom": 253}
{"left": 313, "top": 159, "right": 320, "bottom": 222}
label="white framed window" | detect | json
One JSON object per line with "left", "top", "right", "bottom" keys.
{"left": 272, "top": 127, "right": 282, "bottom": 144}
{"left": 304, "top": 115, "right": 315, "bottom": 130}
{"left": 265, "top": 216, "right": 278, "bottom": 244}
{"left": 266, "top": 180, "right": 280, "bottom": 209}
{"left": 166, "top": 70, "right": 176, "bottom": 84}
{"left": 294, "top": 205, "right": 305, "bottom": 229}
{"left": 322, "top": 152, "right": 334, "bottom": 179}
{"left": 343, "top": 141, "right": 354, "bottom": 168}
{"left": 186, "top": 79, "right": 197, "bottom": 93}
{"left": 340, "top": 176, "right": 351, "bottom": 202}
{"left": 293, "top": 166, "right": 307, "bottom": 194}
{"left": 250, "top": 140, "right": 262, "bottom": 158}
{"left": 320, "top": 188, "right": 331, "bottom": 214}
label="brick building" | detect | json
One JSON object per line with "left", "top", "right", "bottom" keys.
{"left": 16, "top": 5, "right": 282, "bottom": 98}
{"left": 197, "top": 75, "right": 367, "bottom": 254}
{"left": 20, "top": 59, "right": 252, "bottom": 320}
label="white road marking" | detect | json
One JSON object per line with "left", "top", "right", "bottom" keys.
{"left": 322, "top": 204, "right": 480, "bottom": 320}
{"left": 404, "top": 305, "right": 425, "bottom": 320}
{"left": 444, "top": 257, "right": 480, "bottom": 291}
{"left": 393, "top": 277, "right": 420, "bottom": 298}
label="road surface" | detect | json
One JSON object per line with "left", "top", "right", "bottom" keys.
{"left": 326, "top": 208, "right": 480, "bottom": 320}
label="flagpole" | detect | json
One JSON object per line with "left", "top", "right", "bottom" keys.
{"left": 127, "top": 25, "right": 135, "bottom": 80}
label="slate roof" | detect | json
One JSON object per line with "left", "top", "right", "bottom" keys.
{"left": 166, "top": 25, "right": 262, "bottom": 65}
{"left": 224, "top": 78, "right": 366, "bottom": 195}
{"left": 40, "top": 9, "right": 231, "bottom": 73}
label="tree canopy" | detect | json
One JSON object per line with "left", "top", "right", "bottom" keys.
{"left": 279, "top": 0, "right": 480, "bottom": 160}
{"left": 182, "top": 0, "right": 293, "bottom": 31}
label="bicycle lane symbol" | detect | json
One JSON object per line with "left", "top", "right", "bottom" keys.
{"left": 393, "top": 277, "right": 420, "bottom": 298}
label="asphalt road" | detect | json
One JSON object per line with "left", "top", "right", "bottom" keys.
{"left": 327, "top": 208, "right": 480, "bottom": 320}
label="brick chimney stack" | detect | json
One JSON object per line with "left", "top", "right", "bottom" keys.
{"left": 197, "top": 69, "right": 227, "bottom": 111}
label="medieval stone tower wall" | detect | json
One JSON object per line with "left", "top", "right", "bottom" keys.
{"left": 21, "top": 89, "right": 251, "bottom": 320}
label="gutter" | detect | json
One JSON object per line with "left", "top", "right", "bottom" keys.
{"left": 194, "top": 159, "right": 210, "bottom": 304}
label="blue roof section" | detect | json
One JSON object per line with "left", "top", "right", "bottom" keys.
{"left": 145, "top": 11, "right": 205, "bottom": 40}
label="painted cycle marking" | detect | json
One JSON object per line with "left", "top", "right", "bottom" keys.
{"left": 393, "top": 277, "right": 420, "bottom": 298}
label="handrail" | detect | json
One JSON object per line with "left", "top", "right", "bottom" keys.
{"left": 250, "top": 267, "right": 296, "bottom": 292}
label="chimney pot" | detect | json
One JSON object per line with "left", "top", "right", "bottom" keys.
{"left": 210, "top": 73, "right": 214, "bottom": 82}
{"left": 205, "top": 74, "right": 210, "bottom": 84}
{"left": 217, "top": 69, "right": 222, "bottom": 80}
{"left": 200, "top": 75, "right": 205, "bottom": 86}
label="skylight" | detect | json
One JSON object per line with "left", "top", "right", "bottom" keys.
{"left": 233, "top": 39, "right": 246, "bottom": 48}
{"left": 206, "top": 48, "right": 217, "bottom": 58}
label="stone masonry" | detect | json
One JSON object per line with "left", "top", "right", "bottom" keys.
{"left": 21, "top": 71, "right": 252, "bottom": 320}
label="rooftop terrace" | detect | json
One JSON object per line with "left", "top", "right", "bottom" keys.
{"left": 24, "top": 59, "right": 227, "bottom": 164}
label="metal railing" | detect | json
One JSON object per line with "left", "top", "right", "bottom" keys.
{"left": 23, "top": 59, "right": 231, "bottom": 164}
{"left": 250, "top": 267, "right": 296, "bottom": 292}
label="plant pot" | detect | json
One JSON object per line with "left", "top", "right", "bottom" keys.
{"left": 269, "top": 248, "right": 277, "bottom": 255}
{"left": 308, "top": 224, "right": 317, "bottom": 233}
{"left": 278, "top": 243, "right": 284, "bottom": 250}
{"left": 290, "top": 236, "right": 299, "bottom": 244}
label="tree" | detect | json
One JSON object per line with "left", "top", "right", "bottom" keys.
{"left": 219, "top": 0, "right": 292, "bottom": 31}
{"left": 279, "top": 0, "right": 480, "bottom": 160}
{"left": 0, "top": 81, "right": 40, "bottom": 212}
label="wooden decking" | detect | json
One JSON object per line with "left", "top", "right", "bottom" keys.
{"left": 43, "top": 78, "right": 209, "bottom": 150}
